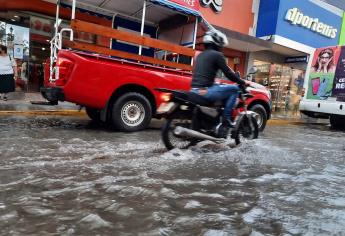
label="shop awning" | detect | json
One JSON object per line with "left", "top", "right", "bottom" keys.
{"left": 45, "top": 0, "right": 210, "bottom": 28}
{"left": 150, "top": 0, "right": 201, "bottom": 17}
{"left": 214, "top": 25, "right": 273, "bottom": 52}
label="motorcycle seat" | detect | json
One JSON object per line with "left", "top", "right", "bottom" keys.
{"left": 187, "top": 92, "right": 223, "bottom": 107}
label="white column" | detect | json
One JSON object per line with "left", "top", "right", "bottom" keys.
{"left": 191, "top": 17, "right": 198, "bottom": 66}
{"left": 139, "top": 0, "right": 147, "bottom": 56}
{"left": 72, "top": 0, "right": 76, "bottom": 20}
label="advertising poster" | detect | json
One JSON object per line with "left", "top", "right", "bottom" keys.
{"left": 307, "top": 46, "right": 341, "bottom": 100}
{"left": 333, "top": 46, "right": 345, "bottom": 101}
{"left": 13, "top": 44, "right": 24, "bottom": 59}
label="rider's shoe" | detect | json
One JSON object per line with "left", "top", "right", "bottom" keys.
{"left": 216, "top": 119, "right": 235, "bottom": 138}
{"left": 223, "top": 119, "right": 235, "bottom": 128}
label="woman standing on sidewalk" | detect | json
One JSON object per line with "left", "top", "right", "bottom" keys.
{"left": 0, "top": 44, "right": 17, "bottom": 101}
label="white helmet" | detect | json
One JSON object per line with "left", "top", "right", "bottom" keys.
{"left": 203, "top": 30, "right": 229, "bottom": 47}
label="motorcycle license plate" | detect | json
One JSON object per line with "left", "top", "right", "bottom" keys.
{"left": 157, "top": 102, "right": 175, "bottom": 114}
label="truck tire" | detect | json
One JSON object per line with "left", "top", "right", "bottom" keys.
{"left": 330, "top": 115, "right": 345, "bottom": 130}
{"left": 110, "top": 92, "right": 152, "bottom": 132}
{"left": 85, "top": 107, "right": 101, "bottom": 122}
{"left": 249, "top": 104, "right": 267, "bottom": 132}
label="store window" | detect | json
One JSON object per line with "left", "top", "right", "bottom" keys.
{"left": 254, "top": 60, "right": 305, "bottom": 115}
{"left": 0, "top": 19, "right": 30, "bottom": 92}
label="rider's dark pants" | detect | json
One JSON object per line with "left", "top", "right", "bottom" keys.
{"left": 192, "top": 84, "right": 239, "bottom": 120}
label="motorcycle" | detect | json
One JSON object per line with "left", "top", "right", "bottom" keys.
{"left": 156, "top": 72, "right": 259, "bottom": 150}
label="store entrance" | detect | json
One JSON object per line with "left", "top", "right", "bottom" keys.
{"left": 253, "top": 60, "right": 305, "bottom": 116}
{"left": 1, "top": 12, "right": 52, "bottom": 93}
{"left": 29, "top": 35, "right": 50, "bottom": 92}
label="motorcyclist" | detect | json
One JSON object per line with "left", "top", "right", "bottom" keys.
{"left": 191, "top": 29, "right": 248, "bottom": 127}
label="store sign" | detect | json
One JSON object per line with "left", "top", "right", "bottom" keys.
{"left": 285, "top": 56, "right": 308, "bottom": 63}
{"left": 285, "top": 8, "right": 337, "bottom": 39}
{"left": 30, "top": 16, "right": 53, "bottom": 37}
{"left": 200, "top": 0, "right": 222, "bottom": 13}
{"left": 169, "top": 0, "right": 200, "bottom": 11}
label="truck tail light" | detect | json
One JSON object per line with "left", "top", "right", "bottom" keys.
{"left": 55, "top": 57, "right": 73, "bottom": 86}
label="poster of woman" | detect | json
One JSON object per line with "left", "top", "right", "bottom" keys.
{"left": 307, "top": 46, "right": 340, "bottom": 100}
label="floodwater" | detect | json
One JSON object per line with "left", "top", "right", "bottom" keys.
{"left": 0, "top": 116, "right": 344, "bottom": 235}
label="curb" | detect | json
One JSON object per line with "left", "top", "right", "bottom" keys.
{"left": 0, "top": 110, "right": 86, "bottom": 116}
{"left": 267, "top": 119, "right": 306, "bottom": 126}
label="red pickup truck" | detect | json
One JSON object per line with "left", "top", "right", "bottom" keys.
{"left": 42, "top": 49, "right": 271, "bottom": 132}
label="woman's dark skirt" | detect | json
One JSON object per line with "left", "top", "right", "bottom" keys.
{"left": 0, "top": 74, "right": 15, "bottom": 93}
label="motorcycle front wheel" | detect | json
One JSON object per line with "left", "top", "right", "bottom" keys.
{"left": 232, "top": 114, "right": 259, "bottom": 145}
{"left": 162, "top": 111, "right": 198, "bottom": 150}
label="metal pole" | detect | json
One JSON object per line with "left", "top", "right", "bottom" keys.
{"left": 72, "top": 0, "right": 76, "bottom": 20}
{"left": 139, "top": 0, "right": 146, "bottom": 56}
{"left": 50, "top": 0, "right": 61, "bottom": 82}
{"left": 191, "top": 17, "right": 198, "bottom": 66}
{"left": 192, "top": 17, "right": 198, "bottom": 50}
{"left": 55, "top": 0, "right": 60, "bottom": 37}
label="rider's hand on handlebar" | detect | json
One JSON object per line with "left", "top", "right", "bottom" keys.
{"left": 239, "top": 82, "right": 250, "bottom": 92}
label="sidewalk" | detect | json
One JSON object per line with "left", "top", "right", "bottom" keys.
{"left": 0, "top": 92, "right": 329, "bottom": 125}
{"left": 0, "top": 92, "right": 84, "bottom": 115}
{"left": 270, "top": 112, "right": 329, "bottom": 125}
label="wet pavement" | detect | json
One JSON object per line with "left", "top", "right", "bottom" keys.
{"left": 0, "top": 115, "right": 344, "bottom": 235}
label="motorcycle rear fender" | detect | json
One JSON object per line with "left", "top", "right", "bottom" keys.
{"left": 235, "top": 111, "right": 257, "bottom": 123}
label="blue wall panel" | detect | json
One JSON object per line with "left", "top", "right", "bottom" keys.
{"left": 257, "top": 0, "right": 343, "bottom": 48}
{"left": 256, "top": 0, "right": 280, "bottom": 38}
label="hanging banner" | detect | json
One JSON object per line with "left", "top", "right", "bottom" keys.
{"left": 307, "top": 46, "right": 341, "bottom": 100}
{"left": 168, "top": 0, "right": 200, "bottom": 11}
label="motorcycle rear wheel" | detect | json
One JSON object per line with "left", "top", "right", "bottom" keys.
{"left": 232, "top": 114, "right": 259, "bottom": 145}
{"left": 162, "top": 111, "right": 198, "bottom": 150}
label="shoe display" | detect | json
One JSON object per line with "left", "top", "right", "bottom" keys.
{"left": 3, "top": 96, "right": 7, "bottom": 101}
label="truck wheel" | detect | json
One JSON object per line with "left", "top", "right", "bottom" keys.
{"left": 330, "top": 115, "right": 345, "bottom": 130}
{"left": 111, "top": 92, "right": 152, "bottom": 132}
{"left": 249, "top": 104, "right": 267, "bottom": 132}
{"left": 85, "top": 107, "right": 101, "bottom": 122}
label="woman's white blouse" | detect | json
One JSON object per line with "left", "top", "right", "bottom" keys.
{"left": 0, "top": 55, "right": 15, "bottom": 75}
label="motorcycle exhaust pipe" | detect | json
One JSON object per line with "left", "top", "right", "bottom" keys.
{"left": 174, "top": 126, "right": 224, "bottom": 143}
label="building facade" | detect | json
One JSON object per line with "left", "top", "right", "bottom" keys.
{"left": 250, "top": 0, "right": 343, "bottom": 112}
{"left": 0, "top": 0, "right": 112, "bottom": 92}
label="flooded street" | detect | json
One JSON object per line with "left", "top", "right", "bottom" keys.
{"left": 0, "top": 116, "right": 345, "bottom": 235}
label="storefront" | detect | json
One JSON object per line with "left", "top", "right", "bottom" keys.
{"left": 251, "top": 0, "right": 343, "bottom": 113}
{"left": 0, "top": 0, "right": 112, "bottom": 92}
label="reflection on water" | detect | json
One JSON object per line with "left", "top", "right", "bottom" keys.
{"left": 0, "top": 116, "right": 345, "bottom": 235}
